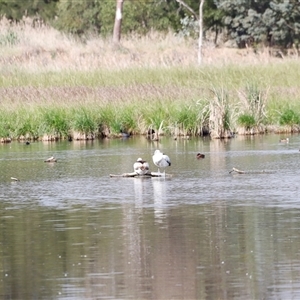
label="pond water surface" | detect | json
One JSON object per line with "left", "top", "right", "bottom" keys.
{"left": 0, "top": 134, "right": 300, "bottom": 299}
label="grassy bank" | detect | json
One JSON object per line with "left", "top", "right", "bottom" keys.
{"left": 1, "top": 63, "right": 300, "bottom": 141}
{"left": 1, "top": 18, "right": 300, "bottom": 141}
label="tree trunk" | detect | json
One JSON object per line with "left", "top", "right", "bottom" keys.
{"left": 113, "top": 0, "right": 124, "bottom": 44}
{"left": 198, "top": 0, "right": 205, "bottom": 65}
{"left": 175, "top": 0, "right": 205, "bottom": 64}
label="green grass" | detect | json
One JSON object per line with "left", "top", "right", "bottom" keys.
{"left": 1, "top": 61, "right": 300, "bottom": 140}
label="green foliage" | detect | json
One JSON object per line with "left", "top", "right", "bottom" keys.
{"left": 122, "top": 0, "right": 180, "bottom": 34}
{"left": 170, "top": 103, "right": 200, "bottom": 135}
{"left": 215, "top": 0, "right": 300, "bottom": 48}
{"left": 179, "top": 15, "right": 199, "bottom": 38}
{"left": 94, "top": 0, "right": 116, "bottom": 36}
{"left": 55, "top": 0, "right": 102, "bottom": 35}
{"left": 237, "top": 114, "right": 256, "bottom": 129}
{"left": 54, "top": 0, "right": 182, "bottom": 36}
{"left": 268, "top": 1, "right": 300, "bottom": 47}
{"left": 42, "top": 108, "right": 70, "bottom": 137}
{"left": 9, "top": 108, "right": 42, "bottom": 139}
{"left": 0, "top": 111, "right": 11, "bottom": 137}
{"left": 279, "top": 109, "right": 300, "bottom": 126}
{"left": 72, "top": 108, "right": 97, "bottom": 135}
{"left": 178, "top": 0, "right": 224, "bottom": 39}
{"left": 143, "top": 102, "right": 170, "bottom": 133}
{"left": 0, "top": 0, "right": 58, "bottom": 22}
{"left": 117, "top": 106, "right": 138, "bottom": 133}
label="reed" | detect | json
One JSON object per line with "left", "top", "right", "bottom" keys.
{"left": 71, "top": 107, "right": 98, "bottom": 138}
{"left": 208, "top": 87, "right": 234, "bottom": 138}
{"left": 41, "top": 107, "right": 70, "bottom": 138}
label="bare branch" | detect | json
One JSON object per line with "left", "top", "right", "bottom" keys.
{"left": 175, "top": 0, "right": 199, "bottom": 20}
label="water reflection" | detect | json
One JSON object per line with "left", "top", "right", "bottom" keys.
{"left": 1, "top": 135, "right": 300, "bottom": 299}
{"left": 152, "top": 178, "right": 168, "bottom": 221}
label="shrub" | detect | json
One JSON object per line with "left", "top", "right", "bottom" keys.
{"left": 279, "top": 109, "right": 300, "bottom": 126}
{"left": 237, "top": 114, "right": 256, "bottom": 129}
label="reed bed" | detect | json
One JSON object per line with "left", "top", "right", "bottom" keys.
{"left": 1, "top": 18, "right": 300, "bottom": 141}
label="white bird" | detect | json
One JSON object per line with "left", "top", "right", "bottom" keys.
{"left": 279, "top": 138, "right": 289, "bottom": 143}
{"left": 152, "top": 150, "right": 171, "bottom": 174}
{"left": 133, "top": 158, "right": 150, "bottom": 175}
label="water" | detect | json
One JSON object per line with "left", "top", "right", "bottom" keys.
{"left": 0, "top": 134, "right": 300, "bottom": 299}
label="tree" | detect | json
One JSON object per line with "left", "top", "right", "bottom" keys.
{"left": 113, "top": 0, "right": 124, "bottom": 43}
{"left": 198, "top": 0, "right": 205, "bottom": 64}
{"left": 175, "top": 0, "right": 206, "bottom": 64}
{"left": 214, "top": 0, "right": 300, "bottom": 48}
{"left": 55, "top": 0, "right": 102, "bottom": 35}
{"left": 0, "top": 0, "right": 58, "bottom": 22}
{"left": 267, "top": 1, "right": 300, "bottom": 48}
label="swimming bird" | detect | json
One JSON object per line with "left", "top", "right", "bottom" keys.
{"left": 44, "top": 156, "right": 57, "bottom": 163}
{"left": 147, "top": 128, "right": 155, "bottom": 139}
{"left": 133, "top": 158, "right": 150, "bottom": 175}
{"left": 196, "top": 153, "right": 205, "bottom": 159}
{"left": 120, "top": 129, "right": 131, "bottom": 138}
{"left": 279, "top": 138, "right": 289, "bottom": 143}
{"left": 152, "top": 150, "right": 171, "bottom": 174}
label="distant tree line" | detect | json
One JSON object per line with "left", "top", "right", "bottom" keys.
{"left": 0, "top": 0, "right": 299, "bottom": 49}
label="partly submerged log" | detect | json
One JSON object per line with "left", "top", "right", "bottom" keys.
{"left": 229, "top": 167, "right": 275, "bottom": 174}
{"left": 110, "top": 172, "right": 172, "bottom": 178}
{"left": 44, "top": 156, "right": 57, "bottom": 163}
{"left": 229, "top": 167, "right": 245, "bottom": 174}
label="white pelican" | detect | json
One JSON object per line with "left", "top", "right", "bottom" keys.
{"left": 152, "top": 150, "right": 171, "bottom": 174}
{"left": 133, "top": 158, "right": 150, "bottom": 175}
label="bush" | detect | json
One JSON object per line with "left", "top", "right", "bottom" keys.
{"left": 237, "top": 114, "right": 256, "bottom": 129}
{"left": 279, "top": 109, "right": 300, "bottom": 126}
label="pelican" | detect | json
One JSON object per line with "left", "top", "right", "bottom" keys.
{"left": 152, "top": 150, "right": 171, "bottom": 174}
{"left": 133, "top": 158, "right": 150, "bottom": 175}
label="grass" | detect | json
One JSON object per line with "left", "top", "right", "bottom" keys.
{"left": 0, "top": 17, "right": 300, "bottom": 140}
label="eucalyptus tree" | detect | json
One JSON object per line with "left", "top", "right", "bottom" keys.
{"left": 267, "top": 1, "right": 300, "bottom": 48}
{"left": 214, "top": 0, "right": 300, "bottom": 48}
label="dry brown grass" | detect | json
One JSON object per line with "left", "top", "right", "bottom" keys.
{"left": 0, "top": 17, "right": 299, "bottom": 72}
{"left": 0, "top": 85, "right": 209, "bottom": 112}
